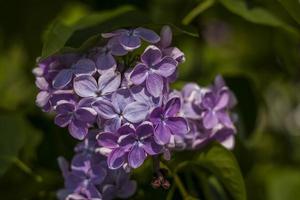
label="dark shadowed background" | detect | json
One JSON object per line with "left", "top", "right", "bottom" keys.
{"left": 0, "top": 0, "right": 300, "bottom": 199}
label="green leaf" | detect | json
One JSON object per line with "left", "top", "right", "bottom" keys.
{"left": 218, "top": 0, "right": 299, "bottom": 36}
{"left": 182, "top": 0, "right": 216, "bottom": 25}
{"left": 278, "top": 0, "right": 300, "bottom": 25}
{"left": 0, "top": 114, "right": 26, "bottom": 176}
{"left": 194, "top": 143, "right": 247, "bottom": 200}
{"left": 41, "top": 6, "right": 138, "bottom": 58}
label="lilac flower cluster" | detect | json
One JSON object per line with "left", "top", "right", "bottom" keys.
{"left": 57, "top": 131, "right": 137, "bottom": 200}
{"left": 34, "top": 25, "right": 237, "bottom": 199}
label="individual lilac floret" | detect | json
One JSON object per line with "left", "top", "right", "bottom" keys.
{"left": 53, "top": 58, "right": 96, "bottom": 89}
{"left": 54, "top": 99, "right": 97, "bottom": 140}
{"left": 94, "top": 38, "right": 128, "bottom": 72}
{"left": 158, "top": 25, "right": 185, "bottom": 63}
{"left": 101, "top": 164, "right": 137, "bottom": 200}
{"left": 150, "top": 97, "right": 189, "bottom": 145}
{"left": 57, "top": 157, "right": 105, "bottom": 200}
{"left": 102, "top": 27, "right": 160, "bottom": 51}
{"left": 73, "top": 71, "right": 121, "bottom": 98}
{"left": 130, "top": 45, "right": 178, "bottom": 97}
{"left": 92, "top": 89, "right": 150, "bottom": 132}
{"left": 98, "top": 122, "right": 163, "bottom": 169}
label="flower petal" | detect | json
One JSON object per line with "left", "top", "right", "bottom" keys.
{"left": 165, "top": 97, "right": 181, "bottom": 117}
{"left": 73, "top": 75, "right": 98, "bottom": 97}
{"left": 98, "top": 71, "right": 121, "bottom": 95}
{"left": 68, "top": 122, "right": 88, "bottom": 140}
{"left": 97, "top": 132, "right": 119, "bottom": 148}
{"left": 55, "top": 100, "right": 75, "bottom": 114}
{"left": 203, "top": 111, "right": 218, "bottom": 129}
{"left": 96, "top": 53, "right": 116, "bottom": 72}
{"left": 215, "top": 90, "right": 230, "bottom": 111}
{"left": 154, "top": 122, "right": 171, "bottom": 145}
{"left": 55, "top": 114, "right": 72, "bottom": 127}
{"left": 136, "top": 121, "right": 154, "bottom": 139}
{"left": 135, "top": 27, "right": 160, "bottom": 43}
{"left": 159, "top": 25, "right": 172, "bottom": 48}
{"left": 128, "top": 145, "right": 146, "bottom": 168}
{"left": 72, "top": 58, "right": 96, "bottom": 75}
{"left": 146, "top": 73, "right": 163, "bottom": 97}
{"left": 107, "top": 148, "right": 126, "bottom": 169}
{"left": 119, "top": 34, "right": 141, "bottom": 51}
{"left": 149, "top": 107, "right": 164, "bottom": 124}
{"left": 75, "top": 107, "right": 97, "bottom": 123}
{"left": 123, "top": 102, "right": 149, "bottom": 123}
{"left": 154, "top": 57, "right": 177, "bottom": 77}
{"left": 141, "top": 45, "right": 162, "bottom": 66}
{"left": 36, "top": 91, "right": 50, "bottom": 107}
{"left": 130, "top": 64, "right": 148, "bottom": 85}
{"left": 92, "top": 99, "right": 117, "bottom": 119}
{"left": 104, "top": 117, "right": 122, "bottom": 132}
{"left": 166, "top": 117, "right": 189, "bottom": 135}
{"left": 53, "top": 69, "right": 73, "bottom": 89}
{"left": 142, "top": 138, "right": 162, "bottom": 155}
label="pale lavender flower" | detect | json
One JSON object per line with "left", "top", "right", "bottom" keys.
{"left": 150, "top": 97, "right": 189, "bottom": 145}
{"left": 54, "top": 99, "right": 97, "bottom": 140}
{"left": 73, "top": 71, "right": 121, "bottom": 98}
{"left": 130, "top": 45, "right": 177, "bottom": 97}
{"left": 102, "top": 27, "right": 160, "bottom": 51}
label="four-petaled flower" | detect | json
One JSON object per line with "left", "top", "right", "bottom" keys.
{"left": 150, "top": 97, "right": 189, "bottom": 144}
{"left": 130, "top": 45, "right": 177, "bottom": 97}
{"left": 54, "top": 99, "right": 97, "bottom": 140}
{"left": 102, "top": 27, "right": 160, "bottom": 51}
{"left": 98, "top": 122, "right": 162, "bottom": 169}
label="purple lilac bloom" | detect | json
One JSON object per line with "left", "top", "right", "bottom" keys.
{"left": 150, "top": 97, "right": 189, "bottom": 145}
{"left": 102, "top": 27, "right": 160, "bottom": 51}
{"left": 54, "top": 99, "right": 97, "bottom": 140}
{"left": 92, "top": 89, "right": 150, "bottom": 132}
{"left": 130, "top": 45, "right": 178, "bottom": 97}
{"left": 94, "top": 38, "right": 128, "bottom": 72}
{"left": 73, "top": 71, "right": 121, "bottom": 98}
{"left": 98, "top": 122, "right": 163, "bottom": 169}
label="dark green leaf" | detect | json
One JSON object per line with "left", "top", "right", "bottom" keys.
{"left": 218, "top": 0, "right": 299, "bottom": 36}
{"left": 194, "top": 143, "right": 246, "bottom": 200}
{"left": 278, "top": 0, "right": 300, "bottom": 25}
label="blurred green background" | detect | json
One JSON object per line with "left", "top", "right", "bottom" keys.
{"left": 0, "top": 0, "right": 300, "bottom": 199}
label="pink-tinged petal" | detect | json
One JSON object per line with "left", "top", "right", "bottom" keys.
{"left": 165, "top": 97, "right": 181, "bottom": 117}
{"left": 141, "top": 45, "right": 162, "bottom": 66}
{"left": 104, "top": 117, "right": 122, "bottom": 132}
{"left": 97, "top": 132, "right": 119, "bottom": 148}
{"left": 107, "top": 148, "right": 126, "bottom": 169}
{"left": 136, "top": 121, "right": 154, "bottom": 139}
{"left": 135, "top": 27, "right": 160, "bottom": 43}
{"left": 72, "top": 58, "right": 96, "bottom": 75}
{"left": 130, "top": 64, "right": 148, "bottom": 85}
{"left": 154, "top": 122, "right": 171, "bottom": 145}
{"left": 203, "top": 111, "right": 218, "bottom": 129}
{"left": 54, "top": 114, "right": 72, "bottom": 127}
{"left": 73, "top": 75, "right": 98, "bottom": 97}
{"left": 123, "top": 102, "right": 149, "bottom": 123}
{"left": 52, "top": 69, "right": 73, "bottom": 89}
{"left": 119, "top": 35, "right": 141, "bottom": 51}
{"left": 92, "top": 99, "right": 117, "bottom": 119}
{"left": 166, "top": 117, "right": 189, "bottom": 135}
{"left": 36, "top": 91, "right": 50, "bottom": 107}
{"left": 75, "top": 107, "right": 97, "bottom": 123}
{"left": 128, "top": 145, "right": 146, "bottom": 168}
{"left": 149, "top": 107, "right": 164, "bottom": 124}
{"left": 215, "top": 90, "right": 230, "bottom": 111}
{"left": 68, "top": 122, "right": 88, "bottom": 140}
{"left": 159, "top": 25, "right": 172, "bottom": 48}
{"left": 55, "top": 100, "right": 75, "bottom": 114}
{"left": 98, "top": 71, "right": 121, "bottom": 95}
{"left": 96, "top": 53, "right": 116, "bottom": 72}
{"left": 146, "top": 73, "right": 163, "bottom": 97}
{"left": 154, "top": 57, "right": 177, "bottom": 77}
